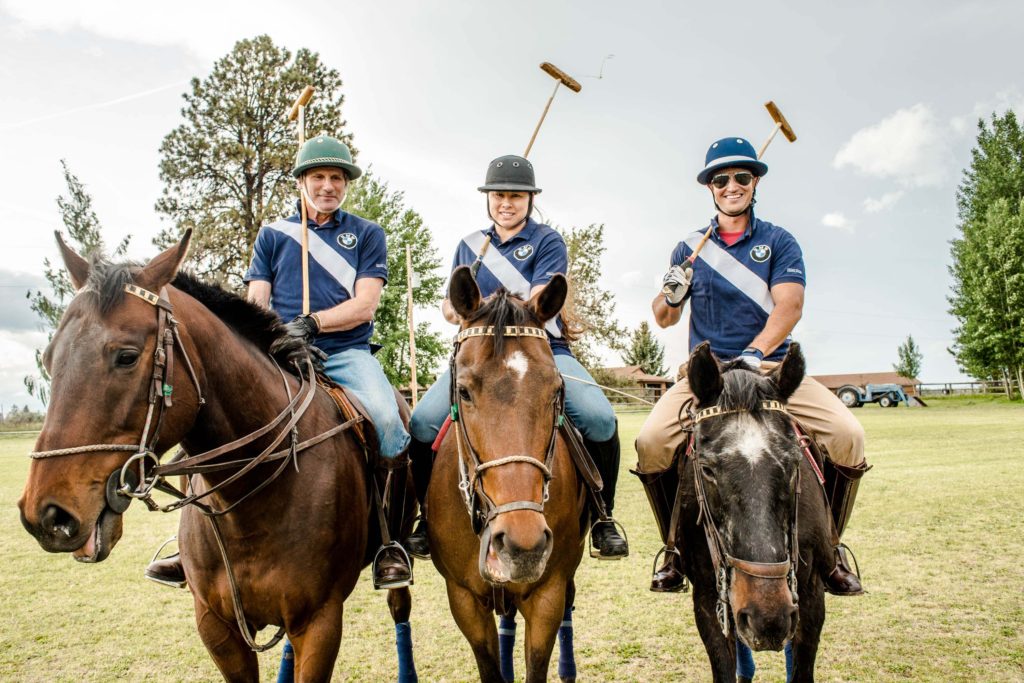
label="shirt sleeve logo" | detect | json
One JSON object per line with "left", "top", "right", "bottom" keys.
{"left": 513, "top": 244, "right": 534, "bottom": 261}
{"left": 750, "top": 244, "right": 772, "bottom": 262}
{"left": 337, "top": 232, "right": 358, "bottom": 250}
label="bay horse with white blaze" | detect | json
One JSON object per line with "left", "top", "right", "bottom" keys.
{"left": 427, "top": 266, "right": 585, "bottom": 683}
{"left": 666, "top": 342, "right": 831, "bottom": 682}
{"left": 18, "top": 231, "right": 417, "bottom": 682}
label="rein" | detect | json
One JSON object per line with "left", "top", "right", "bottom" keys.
{"left": 687, "top": 398, "right": 801, "bottom": 638}
{"left": 448, "top": 325, "right": 565, "bottom": 536}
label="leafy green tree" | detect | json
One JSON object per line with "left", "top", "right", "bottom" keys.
{"left": 25, "top": 161, "right": 130, "bottom": 404}
{"left": 346, "top": 173, "right": 446, "bottom": 387}
{"left": 893, "top": 334, "right": 923, "bottom": 380}
{"left": 949, "top": 111, "right": 1024, "bottom": 398}
{"left": 622, "top": 321, "right": 667, "bottom": 376}
{"left": 559, "top": 223, "right": 627, "bottom": 369}
{"left": 155, "top": 35, "right": 352, "bottom": 287}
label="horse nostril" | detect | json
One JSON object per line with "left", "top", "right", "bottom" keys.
{"left": 737, "top": 608, "right": 753, "bottom": 633}
{"left": 40, "top": 504, "right": 78, "bottom": 539}
{"left": 787, "top": 605, "right": 799, "bottom": 636}
{"left": 490, "top": 531, "right": 505, "bottom": 554}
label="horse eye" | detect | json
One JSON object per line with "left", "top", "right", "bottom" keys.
{"left": 700, "top": 465, "right": 716, "bottom": 482}
{"left": 458, "top": 386, "right": 472, "bottom": 402}
{"left": 116, "top": 350, "right": 140, "bottom": 368}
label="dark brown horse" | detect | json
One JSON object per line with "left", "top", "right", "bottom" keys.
{"left": 427, "top": 266, "right": 584, "bottom": 683}
{"left": 18, "top": 232, "right": 417, "bottom": 682}
{"left": 671, "top": 342, "right": 830, "bottom": 682}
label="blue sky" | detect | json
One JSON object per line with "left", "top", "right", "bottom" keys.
{"left": 1, "top": 0, "right": 1021, "bottom": 409}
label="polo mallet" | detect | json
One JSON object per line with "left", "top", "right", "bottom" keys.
{"left": 523, "top": 62, "right": 582, "bottom": 158}
{"left": 675, "top": 101, "right": 798, "bottom": 278}
{"left": 287, "top": 85, "right": 315, "bottom": 314}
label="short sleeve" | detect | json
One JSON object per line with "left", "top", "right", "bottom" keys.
{"left": 769, "top": 231, "right": 806, "bottom": 287}
{"left": 356, "top": 224, "right": 389, "bottom": 283}
{"left": 670, "top": 240, "right": 692, "bottom": 268}
{"left": 530, "top": 232, "right": 568, "bottom": 287}
{"left": 243, "top": 228, "right": 274, "bottom": 283}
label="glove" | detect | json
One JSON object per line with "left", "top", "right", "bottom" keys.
{"left": 661, "top": 264, "right": 694, "bottom": 307}
{"left": 273, "top": 314, "right": 326, "bottom": 373}
{"left": 738, "top": 347, "right": 764, "bottom": 370}
{"left": 282, "top": 314, "right": 320, "bottom": 344}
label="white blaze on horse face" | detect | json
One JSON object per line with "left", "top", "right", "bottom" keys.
{"left": 505, "top": 350, "right": 529, "bottom": 380}
{"left": 727, "top": 415, "right": 771, "bottom": 466}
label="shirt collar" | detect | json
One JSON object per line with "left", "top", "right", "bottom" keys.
{"left": 710, "top": 210, "right": 758, "bottom": 244}
{"left": 489, "top": 217, "right": 538, "bottom": 245}
{"left": 292, "top": 201, "right": 345, "bottom": 229}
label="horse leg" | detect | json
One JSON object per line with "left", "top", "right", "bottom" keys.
{"left": 388, "top": 586, "right": 418, "bottom": 683}
{"left": 445, "top": 581, "right": 504, "bottom": 683}
{"left": 691, "top": 584, "right": 735, "bottom": 683}
{"left": 556, "top": 581, "right": 576, "bottom": 683}
{"left": 518, "top": 581, "right": 566, "bottom": 683}
{"left": 288, "top": 597, "right": 345, "bottom": 683}
{"left": 790, "top": 580, "right": 824, "bottom": 682}
{"left": 498, "top": 607, "right": 518, "bottom": 683}
{"left": 194, "top": 599, "right": 259, "bottom": 682}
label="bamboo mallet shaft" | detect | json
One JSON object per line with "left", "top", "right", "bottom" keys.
{"left": 406, "top": 245, "right": 418, "bottom": 407}
{"left": 288, "top": 86, "right": 316, "bottom": 315}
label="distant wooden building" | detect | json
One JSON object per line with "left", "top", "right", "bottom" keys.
{"left": 811, "top": 372, "right": 920, "bottom": 396}
{"left": 601, "top": 366, "right": 674, "bottom": 399}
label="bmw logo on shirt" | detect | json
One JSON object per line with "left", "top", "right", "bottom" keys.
{"left": 513, "top": 244, "right": 534, "bottom": 261}
{"left": 750, "top": 244, "right": 771, "bottom": 262}
{"left": 337, "top": 233, "right": 358, "bottom": 250}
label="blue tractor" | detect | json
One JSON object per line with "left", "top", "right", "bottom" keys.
{"left": 836, "top": 383, "right": 911, "bottom": 408}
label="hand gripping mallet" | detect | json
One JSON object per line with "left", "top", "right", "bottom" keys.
{"left": 523, "top": 62, "right": 582, "bottom": 158}
{"left": 679, "top": 101, "right": 798, "bottom": 274}
{"left": 287, "top": 85, "right": 315, "bottom": 314}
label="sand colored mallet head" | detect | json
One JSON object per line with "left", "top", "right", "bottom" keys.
{"left": 523, "top": 62, "right": 583, "bottom": 157}
{"left": 758, "top": 101, "right": 797, "bottom": 159}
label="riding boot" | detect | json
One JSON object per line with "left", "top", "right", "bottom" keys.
{"left": 402, "top": 437, "right": 434, "bottom": 559}
{"left": 633, "top": 466, "right": 688, "bottom": 592}
{"left": 144, "top": 551, "right": 187, "bottom": 589}
{"left": 372, "top": 451, "right": 414, "bottom": 590}
{"left": 586, "top": 425, "right": 629, "bottom": 558}
{"left": 822, "top": 457, "right": 870, "bottom": 596}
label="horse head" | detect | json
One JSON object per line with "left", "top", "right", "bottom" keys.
{"left": 688, "top": 341, "right": 806, "bottom": 651}
{"left": 448, "top": 265, "right": 568, "bottom": 584}
{"left": 19, "top": 231, "right": 199, "bottom": 563}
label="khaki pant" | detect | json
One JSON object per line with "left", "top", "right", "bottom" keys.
{"left": 635, "top": 361, "right": 866, "bottom": 473}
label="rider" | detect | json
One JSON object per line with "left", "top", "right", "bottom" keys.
{"left": 634, "top": 136, "right": 869, "bottom": 596}
{"left": 402, "top": 154, "right": 628, "bottom": 559}
{"left": 145, "top": 135, "right": 413, "bottom": 590}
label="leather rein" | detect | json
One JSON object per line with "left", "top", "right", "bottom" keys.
{"left": 686, "top": 399, "right": 802, "bottom": 638}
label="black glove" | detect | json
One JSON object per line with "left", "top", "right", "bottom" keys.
{"left": 273, "top": 315, "right": 326, "bottom": 373}
{"left": 282, "top": 314, "right": 320, "bottom": 344}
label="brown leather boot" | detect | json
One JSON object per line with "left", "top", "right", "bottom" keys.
{"left": 651, "top": 550, "right": 688, "bottom": 593}
{"left": 144, "top": 552, "right": 187, "bottom": 589}
{"left": 822, "top": 457, "right": 870, "bottom": 596}
{"left": 372, "top": 451, "right": 414, "bottom": 590}
{"left": 825, "top": 545, "right": 863, "bottom": 596}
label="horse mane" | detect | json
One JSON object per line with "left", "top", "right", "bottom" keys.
{"left": 717, "top": 359, "right": 779, "bottom": 414}
{"left": 464, "top": 287, "right": 537, "bottom": 358}
{"left": 84, "top": 254, "right": 304, "bottom": 374}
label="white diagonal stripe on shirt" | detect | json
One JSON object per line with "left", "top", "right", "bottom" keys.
{"left": 684, "top": 232, "right": 774, "bottom": 315}
{"left": 462, "top": 230, "right": 561, "bottom": 338}
{"left": 270, "top": 220, "right": 357, "bottom": 296}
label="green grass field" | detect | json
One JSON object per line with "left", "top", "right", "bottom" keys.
{"left": 2, "top": 399, "right": 1022, "bottom": 681}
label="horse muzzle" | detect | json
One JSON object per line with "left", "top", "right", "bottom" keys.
{"left": 728, "top": 557, "right": 799, "bottom": 651}
{"left": 478, "top": 513, "right": 553, "bottom": 584}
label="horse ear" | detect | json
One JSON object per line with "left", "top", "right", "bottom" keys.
{"left": 449, "top": 265, "right": 481, "bottom": 319}
{"left": 529, "top": 274, "right": 567, "bottom": 323}
{"left": 136, "top": 229, "right": 192, "bottom": 290}
{"left": 769, "top": 342, "right": 805, "bottom": 402}
{"left": 55, "top": 231, "right": 90, "bottom": 290}
{"left": 687, "top": 342, "right": 723, "bottom": 406}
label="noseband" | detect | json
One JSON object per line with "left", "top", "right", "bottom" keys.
{"left": 448, "top": 325, "right": 565, "bottom": 536}
{"left": 687, "top": 399, "right": 801, "bottom": 637}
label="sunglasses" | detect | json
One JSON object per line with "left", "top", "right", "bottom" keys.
{"left": 709, "top": 171, "right": 755, "bottom": 189}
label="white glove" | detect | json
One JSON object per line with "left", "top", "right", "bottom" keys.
{"left": 661, "top": 264, "right": 693, "bottom": 306}
{"left": 738, "top": 347, "right": 764, "bottom": 369}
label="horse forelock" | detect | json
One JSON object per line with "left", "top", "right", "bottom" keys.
{"left": 85, "top": 255, "right": 139, "bottom": 316}
{"left": 718, "top": 362, "right": 779, "bottom": 413}
{"left": 465, "top": 288, "right": 537, "bottom": 358}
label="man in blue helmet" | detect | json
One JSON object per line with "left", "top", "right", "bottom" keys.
{"left": 633, "top": 137, "right": 869, "bottom": 599}
{"left": 145, "top": 135, "right": 413, "bottom": 591}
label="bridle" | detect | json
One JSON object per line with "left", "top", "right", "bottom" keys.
{"left": 686, "top": 399, "right": 801, "bottom": 638}
{"left": 448, "top": 325, "right": 565, "bottom": 537}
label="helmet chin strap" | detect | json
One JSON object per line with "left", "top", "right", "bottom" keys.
{"left": 714, "top": 190, "right": 757, "bottom": 218}
{"left": 301, "top": 176, "right": 346, "bottom": 217}
{"left": 486, "top": 193, "right": 533, "bottom": 231}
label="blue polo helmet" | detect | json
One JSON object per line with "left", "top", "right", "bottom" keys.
{"left": 696, "top": 137, "right": 768, "bottom": 185}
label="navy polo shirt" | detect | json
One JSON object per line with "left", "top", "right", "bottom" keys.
{"left": 452, "top": 218, "right": 572, "bottom": 356}
{"left": 244, "top": 206, "right": 388, "bottom": 355}
{"left": 671, "top": 213, "right": 805, "bottom": 361}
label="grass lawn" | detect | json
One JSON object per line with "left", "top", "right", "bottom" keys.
{"left": 2, "top": 399, "right": 1021, "bottom": 681}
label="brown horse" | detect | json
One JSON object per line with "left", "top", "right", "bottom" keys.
{"left": 427, "top": 266, "right": 585, "bottom": 683}
{"left": 18, "top": 232, "right": 417, "bottom": 682}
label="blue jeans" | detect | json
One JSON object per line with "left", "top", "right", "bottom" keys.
{"left": 736, "top": 640, "right": 793, "bottom": 681}
{"left": 324, "top": 348, "right": 410, "bottom": 458}
{"left": 409, "top": 353, "right": 616, "bottom": 444}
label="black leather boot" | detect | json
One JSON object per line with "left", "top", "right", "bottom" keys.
{"left": 822, "top": 457, "right": 870, "bottom": 596}
{"left": 402, "top": 438, "right": 434, "bottom": 559}
{"left": 144, "top": 551, "right": 187, "bottom": 589}
{"left": 586, "top": 425, "right": 628, "bottom": 558}
{"left": 633, "top": 465, "right": 688, "bottom": 592}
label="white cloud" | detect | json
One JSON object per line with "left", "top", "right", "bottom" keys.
{"left": 822, "top": 212, "right": 853, "bottom": 232}
{"left": 950, "top": 87, "right": 1024, "bottom": 136}
{"left": 833, "top": 104, "right": 950, "bottom": 188}
{"left": 863, "top": 190, "right": 905, "bottom": 213}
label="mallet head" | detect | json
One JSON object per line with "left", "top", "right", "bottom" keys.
{"left": 765, "top": 101, "right": 796, "bottom": 142}
{"left": 540, "top": 62, "right": 582, "bottom": 93}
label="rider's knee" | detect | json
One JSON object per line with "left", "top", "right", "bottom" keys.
{"left": 409, "top": 411, "right": 439, "bottom": 445}
{"left": 635, "top": 423, "right": 675, "bottom": 473}
{"left": 826, "top": 417, "right": 866, "bottom": 467}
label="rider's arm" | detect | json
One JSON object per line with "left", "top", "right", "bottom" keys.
{"left": 247, "top": 280, "right": 272, "bottom": 309}
{"left": 314, "top": 277, "right": 385, "bottom": 332}
{"left": 652, "top": 293, "right": 684, "bottom": 328}
{"left": 747, "top": 282, "right": 804, "bottom": 357}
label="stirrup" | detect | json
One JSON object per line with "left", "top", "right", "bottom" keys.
{"left": 372, "top": 541, "right": 413, "bottom": 590}
{"left": 650, "top": 545, "right": 688, "bottom": 593}
{"left": 588, "top": 518, "right": 629, "bottom": 560}
{"left": 149, "top": 535, "right": 179, "bottom": 564}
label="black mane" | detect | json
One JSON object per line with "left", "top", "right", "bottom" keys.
{"left": 465, "top": 287, "right": 538, "bottom": 357}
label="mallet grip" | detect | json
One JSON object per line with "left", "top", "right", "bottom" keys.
{"left": 288, "top": 86, "right": 315, "bottom": 122}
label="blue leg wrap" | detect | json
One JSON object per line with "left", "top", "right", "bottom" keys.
{"left": 735, "top": 639, "right": 756, "bottom": 679}
{"left": 785, "top": 640, "right": 794, "bottom": 683}
{"left": 276, "top": 638, "right": 295, "bottom": 683}
{"left": 498, "top": 614, "right": 517, "bottom": 683}
{"left": 396, "top": 621, "right": 418, "bottom": 683}
{"left": 557, "top": 605, "right": 576, "bottom": 681}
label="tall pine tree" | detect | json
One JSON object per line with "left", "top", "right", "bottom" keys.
{"left": 893, "top": 334, "right": 923, "bottom": 380}
{"left": 622, "top": 321, "right": 667, "bottom": 376}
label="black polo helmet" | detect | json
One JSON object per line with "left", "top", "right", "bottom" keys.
{"left": 477, "top": 155, "right": 542, "bottom": 194}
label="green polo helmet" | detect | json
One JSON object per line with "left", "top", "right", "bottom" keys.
{"left": 292, "top": 135, "right": 362, "bottom": 180}
{"left": 477, "top": 155, "right": 542, "bottom": 194}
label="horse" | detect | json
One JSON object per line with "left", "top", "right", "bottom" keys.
{"left": 673, "top": 341, "right": 831, "bottom": 682}
{"left": 427, "top": 265, "right": 585, "bottom": 683}
{"left": 18, "top": 231, "right": 418, "bottom": 682}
